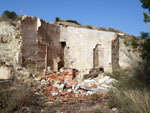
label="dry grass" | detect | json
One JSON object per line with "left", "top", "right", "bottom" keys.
{"left": 0, "top": 79, "right": 43, "bottom": 113}
{"left": 108, "top": 89, "right": 150, "bottom": 113}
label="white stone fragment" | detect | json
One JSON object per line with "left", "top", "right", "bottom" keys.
{"left": 98, "top": 76, "right": 110, "bottom": 84}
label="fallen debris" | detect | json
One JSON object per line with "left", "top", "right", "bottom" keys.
{"left": 32, "top": 68, "right": 117, "bottom": 102}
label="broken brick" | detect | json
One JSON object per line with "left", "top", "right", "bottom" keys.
{"left": 91, "top": 84, "right": 97, "bottom": 88}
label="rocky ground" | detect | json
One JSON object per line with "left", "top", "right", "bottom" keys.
{"left": 0, "top": 67, "right": 119, "bottom": 113}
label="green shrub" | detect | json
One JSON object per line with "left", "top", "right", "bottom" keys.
{"left": 66, "top": 19, "right": 80, "bottom": 25}
{"left": 1, "top": 10, "right": 18, "bottom": 21}
{"left": 85, "top": 25, "right": 93, "bottom": 29}
{"left": 55, "top": 17, "right": 60, "bottom": 22}
{"left": 130, "top": 36, "right": 138, "bottom": 49}
{"left": 107, "top": 28, "right": 122, "bottom": 33}
{"left": 105, "top": 69, "right": 128, "bottom": 81}
{"left": 91, "top": 93, "right": 102, "bottom": 102}
{"left": 124, "top": 40, "right": 129, "bottom": 46}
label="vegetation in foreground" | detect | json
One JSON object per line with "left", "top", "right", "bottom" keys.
{"left": 107, "top": 1, "right": 150, "bottom": 112}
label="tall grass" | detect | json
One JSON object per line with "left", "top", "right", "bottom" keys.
{"left": 108, "top": 58, "right": 150, "bottom": 113}
{"left": 108, "top": 89, "right": 150, "bottom": 113}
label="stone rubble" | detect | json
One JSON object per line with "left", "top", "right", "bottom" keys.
{"left": 32, "top": 68, "right": 117, "bottom": 102}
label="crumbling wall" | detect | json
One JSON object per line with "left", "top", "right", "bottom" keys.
{"left": 112, "top": 34, "right": 120, "bottom": 70}
{"left": 20, "top": 17, "right": 38, "bottom": 67}
{"left": 61, "top": 26, "right": 116, "bottom": 72}
{"left": 37, "top": 20, "right": 62, "bottom": 70}
{"left": 20, "top": 16, "right": 62, "bottom": 71}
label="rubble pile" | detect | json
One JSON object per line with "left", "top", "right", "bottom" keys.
{"left": 32, "top": 68, "right": 116, "bottom": 102}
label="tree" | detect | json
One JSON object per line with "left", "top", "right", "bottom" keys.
{"left": 1, "top": 10, "right": 18, "bottom": 20}
{"left": 139, "top": 0, "right": 150, "bottom": 60}
{"left": 140, "top": 0, "right": 150, "bottom": 22}
{"left": 131, "top": 0, "right": 150, "bottom": 86}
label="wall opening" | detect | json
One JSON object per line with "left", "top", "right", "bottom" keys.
{"left": 93, "top": 44, "right": 104, "bottom": 69}
{"left": 58, "top": 42, "right": 66, "bottom": 69}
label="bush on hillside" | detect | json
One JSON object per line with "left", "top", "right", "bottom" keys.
{"left": 0, "top": 10, "right": 18, "bottom": 21}
{"left": 66, "top": 19, "right": 81, "bottom": 25}
{"left": 85, "top": 25, "right": 93, "bottom": 29}
{"left": 55, "top": 17, "right": 60, "bottom": 22}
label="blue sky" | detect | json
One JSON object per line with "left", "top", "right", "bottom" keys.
{"left": 0, "top": 0, "right": 149, "bottom": 36}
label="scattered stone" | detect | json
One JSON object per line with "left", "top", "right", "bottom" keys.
{"left": 32, "top": 68, "right": 117, "bottom": 102}
{"left": 41, "top": 79, "right": 46, "bottom": 86}
{"left": 112, "top": 107, "right": 117, "bottom": 111}
{"left": 98, "top": 76, "right": 110, "bottom": 84}
{"left": 67, "top": 89, "right": 72, "bottom": 93}
{"left": 57, "top": 84, "right": 65, "bottom": 92}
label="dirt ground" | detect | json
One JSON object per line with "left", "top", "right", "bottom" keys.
{"left": 44, "top": 99, "right": 116, "bottom": 113}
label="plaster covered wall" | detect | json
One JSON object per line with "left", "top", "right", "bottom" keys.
{"left": 19, "top": 16, "right": 131, "bottom": 72}
{"left": 119, "top": 37, "right": 138, "bottom": 69}
{"left": 61, "top": 27, "right": 117, "bottom": 72}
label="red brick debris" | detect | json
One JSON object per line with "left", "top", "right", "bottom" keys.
{"left": 32, "top": 68, "right": 106, "bottom": 102}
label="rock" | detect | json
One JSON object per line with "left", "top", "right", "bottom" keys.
{"left": 57, "top": 84, "right": 65, "bottom": 92}
{"left": 86, "top": 91, "right": 94, "bottom": 95}
{"left": 101, "top": 84, "right": 111, "bottom": 88}
{"left": 83, "top": 68, "right": 104, "bottom": 80}
{"left": 74, "top": 93, "right": 79, "bottom": 98}
{"left": 24, "top": 71, "right": 31, "bottom": 78}
{"left": 41, "top": 79, "right": 46, "bottom": 86}
{"left": 35, "top": 92, "right": 41, "bottom": 95}
{"left": 98, "top": 76, "right": 110, "bottom": 84}
{"left": 112, "top": 107, "right": 117, "bottom": 111}
{"left": 67, "top": 89, "right": 72, "bottom": 93}
{"left": 34, "top": 77, "right": 42, "bottom": 81}
{"left": 104, "top": 78, "right": 117, "bottom": 84}
{"left": 51, "top": 92, "right": 58, "bottom": 96}
{"left": 96, "top": 86, "right": 109, "bottom": 93}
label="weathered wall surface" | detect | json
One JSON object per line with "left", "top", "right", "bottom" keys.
{"left": 37, "top": 20, "right": 62, "bottom": 70}
{"left": 61, "top": 27, "right": 116, "bottom": 72}
{"left": 20, "top": 16, "right": 62, "bottom": 70}
{"left": 112, "top": 35, "right": 120, "bottom": 70}
{"left": 20, "top": 17, "right": 38, "bottom": 66}
{"left": 119, "top": 37, "right": 139, "bottom": 69}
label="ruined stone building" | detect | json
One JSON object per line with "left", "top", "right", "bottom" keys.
{"left": 0, "top": 16, "right": 132, "bottom": 79}
{"left": 16, "top": 16, "right": 130, "bottom": 73}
